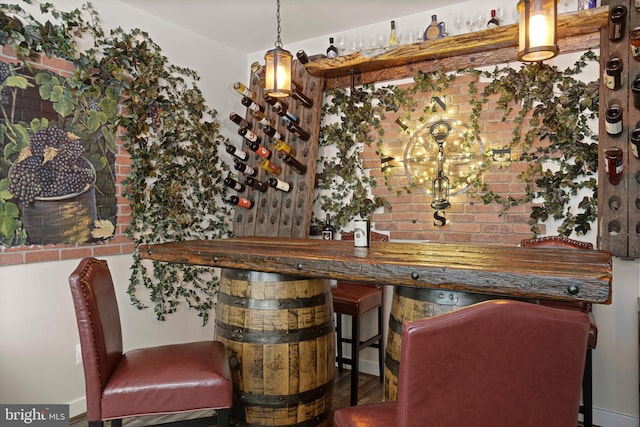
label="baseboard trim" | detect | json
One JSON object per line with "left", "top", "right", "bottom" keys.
{"left": 68, "top": 397, "right": 86, "bottom": 419}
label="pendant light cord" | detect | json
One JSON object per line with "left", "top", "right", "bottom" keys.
{"left": 275, "top": 0, "right": 282, "bottom": 48}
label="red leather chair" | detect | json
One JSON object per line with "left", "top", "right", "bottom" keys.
{"left": 69, "top": 257, "right": 232, "bottom": 427}
{"left": 520, "top": 235, "right": 598, "bottom": 427}
{"left": 333, "top": 299, "right": 591, "bottom": 427}
{"left": 332, "top": 230, "right": 388, "bottom": 406}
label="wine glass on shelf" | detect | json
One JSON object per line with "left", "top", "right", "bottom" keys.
{"left": 453, "top": 13, "right": 465, "bottom": 35}
{"left": 476, "top": 12, "right": 486, "bottom": 31}
{"left": 336, "top": 35, "right": 346, "bottom": 56}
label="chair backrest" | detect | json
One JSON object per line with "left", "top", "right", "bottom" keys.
{"left": 395, "top": 299, "right": 590, "bottom": 427}
{"left": 69, "top": 257, "right": 123, "bottom": 421}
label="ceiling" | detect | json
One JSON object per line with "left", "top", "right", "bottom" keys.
{"left": 124, "top": 0, "right": 467, "bottom": 54}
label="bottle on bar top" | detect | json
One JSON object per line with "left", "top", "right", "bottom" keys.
{"left": 389, "top": 20, "right": 399, "bottom": 47}
{"left": 229, "top": 112, "right": 251, "bottom": 129}
{"left": 267, "top": 177, "right": 292, "bottom": 193}
{"left": 245, "top": 176, "right": 269, "bottom": 192}
{"left": 487, "top": 10, "right": 500, "bottom": 28}
{"left": 257, "top": 157, "right": 282, "bottom": 175}
{"left": 321, "top": 213, "right": 334, "bottom": 240}
{"left": 291, "top": 82, "right": 313, "bottom": 108}
{"left": 225, "top": 143, "right": 249, "bottom": 161}
{"left": 223, "top": 176, "right": 246, "bottom": 192}
{"left": 326, "top": 37, "right": 339, "bottom": 58}
{"left": 233, "top": 82, "right": 255, "bottom": 99}
{"left": 282, "top": 154, "right": 307, "bottom": 174}
{"left": 229, "top": 195, "right": 253, "bottom": 209}
{"left": 424, "top": 15, "right": 445, "bottom": 40}
{"left": 234, "top": 160, "right": 257, "bottom": 177}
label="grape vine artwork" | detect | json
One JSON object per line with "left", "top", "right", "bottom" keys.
{"left": 0, "top": 61, "right": 118, "bottom": 247}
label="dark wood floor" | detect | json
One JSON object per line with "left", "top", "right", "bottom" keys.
{"left": 69, "top": 370, "right": 594, "bottom": 426}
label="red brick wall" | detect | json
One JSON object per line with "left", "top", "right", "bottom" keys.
{"left": 368, "top": 75, "right": 544, "bottom": 246}
{"left": 0, "top": 47, "right": 133, "bottom": 265}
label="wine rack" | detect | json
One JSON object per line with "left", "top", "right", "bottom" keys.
{"left": 599, "top": 0, "right": 640, "bottom": 258}
{"left": 231, "top": 60, "right": 324, "bottom": 238}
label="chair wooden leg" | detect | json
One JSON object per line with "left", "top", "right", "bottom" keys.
{"left": 88, "top": 422, "right": 103, "bottom": 427}
{"left": 350, "top": 314, "right": 360, "bottom": 406}
{"left": 216, "top": 408, "right": 230, "bottom": 427}
{"left": 109, "top": 420, "right": 122, "bottom": 427}
{"left": 336, "top": 313, "right": 344, "bottom": 373}
{"left": 377, "top": 305, "right": 384, "bottom": 383}
{"left": 582, "top": 349, "right": 593, "bottom": 427}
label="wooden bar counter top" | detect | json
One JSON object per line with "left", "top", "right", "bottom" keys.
{"left": 140, "top": 237, "right": 612, "bottom": 304}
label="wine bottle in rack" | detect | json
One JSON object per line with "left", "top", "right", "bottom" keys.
{"left": 267, "top": 177, "right": 292, "bottom": 193}
{"left": 249, "top": 109, "right": 272, "bottom": 127}
{"left": 238, "top": 127, "right": 263, "bottom": 144}
{"left": 247, "top": 141, "right": 272, "bottom": 159}
{"left": 233, "top": 82, "right": 255, "bottom": 99}
{"left": 296, "top": 49, "right": 309, "bottom": 64}
{"left": 284, "top": 119, "right": 311, "bottom": 141}
{"left": 261, "top": 124, "right": 285, "bottom": 141}
{"left": 257, "top": 157, "right": 282, "bottom": 175}
{"left": 282, "top": 154, "right": 307, "bottom": 174}
{"left": 264, "top": 95, "right": 298, "bottom": 123}
{"left": 250, "top": 61, "right": 265, "bottom": 86}
{"left": 291, "top": 82, "right": 313, "bottom": 108}
{"left": 229, "top": 195, "right": 253, "bottom": 209}
{"left": 241, "top": 96, "right": 265, "bottom": 115}
{"left": 273, "top": 138, "right": 297, "bottom": 156}
{"left": 245, "top": 176, "right": 269, "bottom": 192}
{"left": 225, "top": 143, "right": 249, "bottom": 161}
{"left": 234, "top": 160, "right": 258, "bottom": 177}
{"left": 224, "top": 176, "right": 246, "bottom": 192}
{"left": 229, "top": 112, "right": 251, "bottom": 129}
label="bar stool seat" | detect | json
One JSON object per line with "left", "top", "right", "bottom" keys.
{"left": 334, "top": 230, "right": 387, "bottom": 406}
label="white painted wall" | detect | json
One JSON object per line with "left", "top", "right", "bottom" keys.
{"left": 0, "top": 2, "right": 638, "bottom": 427}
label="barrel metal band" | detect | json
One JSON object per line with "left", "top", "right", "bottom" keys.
{"left": 217, "top": 291, "right": 331, "bottom": 310}
{"left": 236, "top": 380, "right": 334, "bottom": 408}
{"left": 215, "top": 320, "right": 334, "bottom": 344}
{"left": 232, "top": 407, "right": 330, "bottom": 427}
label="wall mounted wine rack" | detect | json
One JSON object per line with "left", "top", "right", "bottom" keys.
{"left": 231, "top": 60, "right": 324, "bottom": 238}
{"left": 599, "top": 0, "right": 640, "bottom": 259}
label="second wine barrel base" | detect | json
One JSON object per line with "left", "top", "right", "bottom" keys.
{"left": 215, "top": 269, "right": 335, "bottom": 427}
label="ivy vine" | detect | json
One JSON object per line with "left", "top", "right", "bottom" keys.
{"left": 0, "top": 1, "right": 231, "bottom": 323}
{"left": 315, "top": 51, "right": 599, "bottom": 238}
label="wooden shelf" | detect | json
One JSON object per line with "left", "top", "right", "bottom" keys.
{"left": 304, "top": 6, "right": 609, "bottom": 81}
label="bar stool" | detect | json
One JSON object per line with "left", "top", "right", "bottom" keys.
{"left": 520, "top": 236, "right": 598, "bottom": 427}
{"left": 333, "top": 230, "right": 388, "bottom": 406}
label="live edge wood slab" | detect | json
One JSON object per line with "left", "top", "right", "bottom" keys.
{"left": 140, "top": 237, "right": 612, "bottom": 304}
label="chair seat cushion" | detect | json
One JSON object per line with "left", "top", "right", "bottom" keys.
{"left": 101, "top": 341, "right": 232, "bottom": 420}
{"left": 332, "top": 283, "right": 383, "bottom": 316}
{"left": 333, "top": 402, "right": 396, "bottom": 427}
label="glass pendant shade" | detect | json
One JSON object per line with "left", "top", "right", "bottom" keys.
{"left": 265, "top": 46, "right": 292, "bottom": 98}
{"left": 518, "top": 0, "right": 559, "bottom": 62}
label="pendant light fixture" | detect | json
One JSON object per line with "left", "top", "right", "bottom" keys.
{"left": 517, "top": 0, "right": 559, "bottom": 62}
{"left": 264, "top": 0, "right": 292, "bottom": 98}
